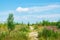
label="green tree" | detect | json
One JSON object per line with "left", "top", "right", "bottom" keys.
{"left": 56, "top": 20, "right": 60, "bottom": 29}
{"left": 7, "top": 13, "right": 15, "bottom": 32}
{"left": 27, "top": 22, "right": 30, "bottom": 26}
{"left": 42, "top": 20, "right": 50, "bottom": 26}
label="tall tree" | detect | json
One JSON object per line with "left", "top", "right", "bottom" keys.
{"left": 7, "top": 13, "right": 15, "bottom": 32}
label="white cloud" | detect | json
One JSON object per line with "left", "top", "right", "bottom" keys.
{"left": 16, "top": 7, "right": 29, "bottom": 12}
{"left": 16, "top": 4, "right": 60, "bottom": 13}
{"left": 29, "top": 5, "right": 60, "bottom": 13}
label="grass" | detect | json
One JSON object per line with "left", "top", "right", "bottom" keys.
{"left": 0, "top": 24, "right": 60, "bottom": 40}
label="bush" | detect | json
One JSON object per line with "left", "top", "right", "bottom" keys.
{"left": 19, "top": 25, "right": 30, "bottom": 32}
{"left": 38, "top": 27, "right": 58, "bottom": 40}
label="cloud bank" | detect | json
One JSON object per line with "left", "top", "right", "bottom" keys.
{"left": 16, "top": 4, "right": 60, "bottom": 13}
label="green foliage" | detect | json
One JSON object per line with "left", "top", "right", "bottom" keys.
{"left": 19, "top": 26, "right": 30, "bottom": 32}
{"left": 34, "top": 25, "right": 38, "bottom": 30}
{"left": 9, "top": 31, "right": 28, "bottom": 40}
{"left": 42, "top": 20, "right": 51, "bottom": 26}
{"left": 7, "top": 13, "right": 15, "bottom": 32}
{"left": 56, "top": 20, "right": 60, "bottom": 29}
{"left": 50, "top": 22, "right": 57, "bottom": 26}
{"left": 38, "top": 27, "right": 59, "bottom": 40}
{"left": 27, "top": 22, "right": 30, "bottom": 26}
{"left": 38, "top": 28, "right": 52, "bottom": 38}
{"left": 18, "top": 31, "right": 28, "bottom": 40}
{"left": 0, "top": 31, "right": 7, "bottom": 40}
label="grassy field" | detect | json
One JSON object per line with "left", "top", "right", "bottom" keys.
{"left": 0, "top": 24, "right": 60, "bottom": 40}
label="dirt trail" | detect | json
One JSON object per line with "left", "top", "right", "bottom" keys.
{"left": 29, "top": 26, "right": 38, "bottom": 40}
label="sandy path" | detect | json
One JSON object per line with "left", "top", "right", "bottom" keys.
{"left": 28, "top": 26, "right": 38, "bottom": 40}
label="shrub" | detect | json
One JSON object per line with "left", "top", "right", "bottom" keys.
{"left": 38, "top": 26, "right": 58, "bottom": 40}
{"left": 19, "top": 25, "right": 30, "bottom": 32}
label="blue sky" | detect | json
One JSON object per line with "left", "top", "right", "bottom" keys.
{"left": 0, "top": 0, "right": 60, "bottom": 23}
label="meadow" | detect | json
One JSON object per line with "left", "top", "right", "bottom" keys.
{"left": 0, "top": 13, "right": 60, "bottom": 40}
